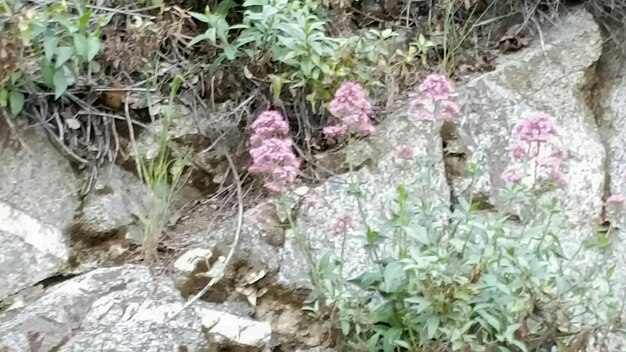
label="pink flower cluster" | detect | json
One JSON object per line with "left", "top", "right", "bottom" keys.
{"left": 331, "top": 212, "right": 358, "bottom": 235}
{"left": 248, "top": 110, "right": 301, "bottom": 193}
{"left": 410, "top": 74, "right": 459, "bottom": 122}
{"left": 501, "top": 112, "right": 568, "bottom": 189}
{"left": 323, "top": 81, "right": 375, "bottom": 139}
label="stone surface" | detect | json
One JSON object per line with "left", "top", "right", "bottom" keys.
{"left": 196, "top": 305, "right": 273, "bottom": 349}
{"left": 595, "top": 27, "right": 626, "bottom": 351}
{"left": 0, "top": 265, "right": 208, "bottom": 351}
{"left": 0, "top": 124, "right": 79, "bottom": 231}
{"left": 72, "top": 164, "right": 147, "bottom": 239}
{"left": 0, "top": 201, "right": 69, "bottom": 302}
{"left": 452, "top": 7, "right": 605, "bottom": 250}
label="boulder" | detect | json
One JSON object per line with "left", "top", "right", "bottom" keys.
{"left": 0, "top": 265, "right": 208, "bottom": 351}
{"left": 452, "top": 7, "right": 605, "bottom": 251}
{"left": 0, "top": 201, "right": 69, "bottom": 302}
{"left": 0, "top": 124, "right": 79, "bottom": 231}
{"left": 72, "top": 164, "right": 147, "bottom": 240}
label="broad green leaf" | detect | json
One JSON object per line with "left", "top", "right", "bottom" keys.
{"left": 73, "top": 34, "right": 89, "bottom": 60}
{"left": 43, "top": 32, "right": 58, "bottom": 62}
{"left": 53, "top": 70, "right": 69, "bottom": 99}
{"left": 87, "top": 36, "right": 100, "bottom": 61}
{"left": 55, "top": 47, "right": 74, "bottom": 68}
{"left": 206, "top": 28, "right": 217, "bottom": 43}
{"left": 9, "top": 90, "right": 24, "bottom": 116}
{"left": 425, "top": 316, "right": 439, "bottom": 339}
{"left": 382, "top": 261, "right": 403, "bottom": 293}
{"left": 222, "top": 44, "right": 237, "bottom": 60}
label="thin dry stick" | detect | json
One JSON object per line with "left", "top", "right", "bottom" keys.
{"left": 124, "top": 97, "right": 144, "bottom": 180}
{"left": 167, "top": 150, "right": 243, "bottom": 321}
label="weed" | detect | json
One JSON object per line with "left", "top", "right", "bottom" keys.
{"left": 133, "top": 73, "right": 189, "bottom": 263}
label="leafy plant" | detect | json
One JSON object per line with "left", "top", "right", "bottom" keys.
{"left": 189, "top": 0, "right": 397, "bottom": 105}
{"left": 0, "top": 0, "right": 109, "bottom": 116}
{"left": 277, "top": 76, "right": 624, "bottom": 351}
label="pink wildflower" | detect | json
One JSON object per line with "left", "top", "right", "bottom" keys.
{"left": 249, "top": 110, "right": 290, "bottom": 147}
{"left": 501, "top": 112, "right": 568, "bottom": 190}
{"left": 514, "top": 112, "right": 558, "bottom": 143}
{"left": 501, "top": 167, "right": 522, "bottom": 185}
{"left": 606, "top": 194, "right": 626, "bottom": 207}
{"left": 419, "top": 74, "right": 455, "bottom": 101}
{"left": 395, "top": 145, "right": 416, "bottom": 161}
{"left": 329, "top": 81, "right": 372, "bottom": 117}
{"left": 323, "top": 124, "right": 349, "bottom": 138}
{"left": 248, "top": 111, "right": 300, "bottom": 193}
{"left": 323, "top": 81, "right": 375, "bottom": 139}
{"left": 331, "top": 213, "right": 358, "bottom": 235}
{"left": 410, "top": 74, "right": 458, "bottom": 122}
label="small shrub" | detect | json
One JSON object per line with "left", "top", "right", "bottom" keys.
{"left": 0, "top": 0, "right": 108, "bottom": 116}
{"left": 189, "top": 0, "right": 397, "bottom": 105}
{"left": 260, "top": 75, "right": 623, "bottom": 351}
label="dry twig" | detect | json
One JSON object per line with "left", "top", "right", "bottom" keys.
{"left": 166, "top": 149, "right": 243, "bottom": 321}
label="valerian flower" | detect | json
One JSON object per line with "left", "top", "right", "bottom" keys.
{"left": 410, "top": 73, "right": 459, "bottom": 122}
{"left": 605, "top": 194, "right": 626, "bottom": 207}
{"left": 395, "top": 145, "right": 416, "bottom": 161}
{"left": 501, "top": 112, "right": 568, "bottom": 189}
{"left": 331, "top": 213, "right": 358, "bottom": 235}
{"left": 249, "top": 110, "right": 301, "bottom": 193}
{"left": 324, "top": 81, "right": 375, "bottom": 139}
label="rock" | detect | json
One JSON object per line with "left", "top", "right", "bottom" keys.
{"left": 0, "top": 265, "right": 208, "bottom": 351}
{"left": 71, "top": 164, "right": 147, "bottom": 240}
{"left": 0, "top": 201, "right": 69, "bottom": 301}
{"left": 595, "top": 28, "right": 626, "bottom": 350}
{"left": 0, "top": 124, "right": 79, "bottom": 230}
{"left": 124, "top": 101, "right": 246, "bottom": 193}
{"left": 279, "top": 107, "right": 450, "bottom": 288}
{"left": 196, "top": 305, "right": 273, "bottom": 350}
{"left": 452, "top": 7, "right": 605, "bottom": 249}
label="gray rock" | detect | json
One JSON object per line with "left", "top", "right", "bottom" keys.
{"left": 196, "top": 305, "right": 273, "bottom": 349}
{"left": 0, "top": 125, "right": 79, "bottom": 231}
{"left": 453, "top": 7, "right": 605, "bottom": 248}
{"left": 73, "top": 164, "right": 147, "bottom": 239}
{"left": 595, "top": 28, "right": 626, "bottom": 351}
{"left": 0, "top": 201, "right": 69, "bottom": 302}
{"left": 0, "top": 265, "right": 208, "bottom": 351}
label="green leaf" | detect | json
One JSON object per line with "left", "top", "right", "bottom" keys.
{"left": 206, "top": 27, "right": 217, "bottom": 43}
{"left": 383, "top": 261, "right": 403, "bottom": 293}
{"left": 426, "top": 316, "right": 439, "bottom": 339}
{"left": 190, "top": 12, "right": 212, "bottom": 23}
{"left": 0, "top": 89, "right": 8, "bottom": 107}
{"left": 9, "top": 90, "right": 24, "bottom": 116}
{"left": 476, "top": 309, "right": 501, "bottom": 331}
{"left": 222, "top": 44, "right": 238, "bottom": 60}
{"left": 55, "top": 47, "right": 74, "bottom": 68}
{"left": 43, "top": 32, "right": 58, "bottom": 62}
{"left": 53, "top": 70, "right": 69, "bottom": 99}
{"left": 87, "top": 35, "right": 100, "bottom": 61}
{"left": 188, "top": 33, "right": 211, "bottom": 47}
{"left": 73, "top": 34, "right": 89, "bottom": 59}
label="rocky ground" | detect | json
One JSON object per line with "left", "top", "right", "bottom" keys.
{"left": 2, "top": 5, "right": 626, "bottom": 352}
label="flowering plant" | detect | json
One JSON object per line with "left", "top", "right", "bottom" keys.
{"left": 248, "top": 75, "right": 622, "bottom": 352}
